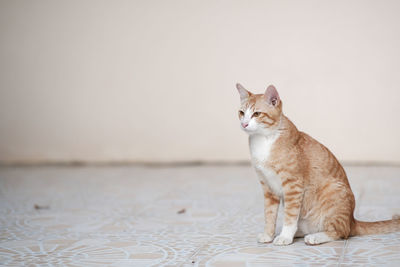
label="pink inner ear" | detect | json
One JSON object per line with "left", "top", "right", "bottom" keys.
{"left": 265, "top": 85, "right": 280, "bottom": 106}
{"left": 236, "top": 83, "right": 250, "bottom": 100}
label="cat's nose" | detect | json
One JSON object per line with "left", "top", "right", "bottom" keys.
{"left": 242, "top": 122, "right": 249, "bottom": 128}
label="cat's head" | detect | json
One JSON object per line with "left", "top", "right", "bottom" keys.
{"left": 236, "top": 83, "right": 282, "bottom": 135}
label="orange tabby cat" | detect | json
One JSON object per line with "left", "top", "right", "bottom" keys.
{"left": 236, "top": 83, "right": 400, "bottom": 245}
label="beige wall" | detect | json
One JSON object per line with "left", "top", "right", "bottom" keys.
{"left": 1, "top": 0, "right": 400, "bottom": 164}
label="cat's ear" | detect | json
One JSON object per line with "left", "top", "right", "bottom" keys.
{"left": 264, "top": 85, "right": 280, "bottom": 106}
{"left": 236, "top": 83, "right": 251, "bottom": 101}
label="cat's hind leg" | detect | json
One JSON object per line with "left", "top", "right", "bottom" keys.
{"left": 303, "top": 215, "right": 349, "bottom": 245}
{"left": 304, "top": 231, "right": 340, "bottom": 245}
{"left": 295, "top": 219, "right": 313, "bottom": 238}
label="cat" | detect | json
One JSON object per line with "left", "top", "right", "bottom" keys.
{"left": 236, "top": 83, "right": 400, "bottom": 245}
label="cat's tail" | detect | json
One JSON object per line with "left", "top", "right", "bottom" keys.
{"left": 350, "top": 215, "right": 400, "bottom": 236}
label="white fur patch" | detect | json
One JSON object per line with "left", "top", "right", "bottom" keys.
{"left": 280, "top": 223, "right": 298, "bottom": 238}
{"left": 249, "top": 133, "right": 282, "bottom": 196}
{"left": 273, "top": 223, "right": 297, "bottom": 246}
{"left": 243, "top": 108, "right": 252, "bottom": 122}
{"left": 304, "top": 232, "right": 334, "bottom": 245}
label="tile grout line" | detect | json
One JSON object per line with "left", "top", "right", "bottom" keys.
{"left": 181, "top": 241, "right": 208, "bottom": 267}
{"left": 181, "top": 198, "right": 258, "bottom": 266}
{"left": 338, "top": 238, "right": 349, "bottom": 266}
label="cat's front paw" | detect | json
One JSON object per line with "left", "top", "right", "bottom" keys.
{"left": 273, "top": 234, "right": 293, "bottom": 246}
{"left": 257, "top": 233, "right": 273, "bottom": 243}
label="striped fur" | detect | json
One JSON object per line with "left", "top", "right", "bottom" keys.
{"left": 236, "top": 83, "right": 400, "bottom": 245}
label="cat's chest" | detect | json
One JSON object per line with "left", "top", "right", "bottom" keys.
{"left": 249, "top": 134, "right": 279, "bottom": 164}
{"left": 249, "top": 134, "right": 283, "bottom": 196}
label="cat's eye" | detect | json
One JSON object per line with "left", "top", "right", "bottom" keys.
{"left": 238, "top": 110, "right": 244, "bottom": 117}
{"left": 252, "top": 112, "right": 260, "bottom": 118}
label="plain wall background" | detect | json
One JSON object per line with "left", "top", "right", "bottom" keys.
{"left": 1, "top": 0, "right": 400, "bottom": 164}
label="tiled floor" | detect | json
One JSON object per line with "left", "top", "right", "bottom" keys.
{"left": 0, "top": 164, "right": 399, "bottom": 266}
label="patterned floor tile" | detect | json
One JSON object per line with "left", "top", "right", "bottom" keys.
{"left": 0, "top": 165, "right": 399, "bottom": 266}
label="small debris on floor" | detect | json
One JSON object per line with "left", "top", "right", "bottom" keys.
{"left": 34, "top": 204, "right": 50, "bottom": 210}
{"left": 177, "top": 208, "right": 186, "bottom": 214}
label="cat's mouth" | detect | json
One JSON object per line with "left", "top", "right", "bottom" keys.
{"left": 241, "top": 124, "right": 254, "bottom": 133}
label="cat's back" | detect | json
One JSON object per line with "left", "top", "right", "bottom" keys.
{"left": 297, "top": 131, "right": 349, "bottom": 183}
